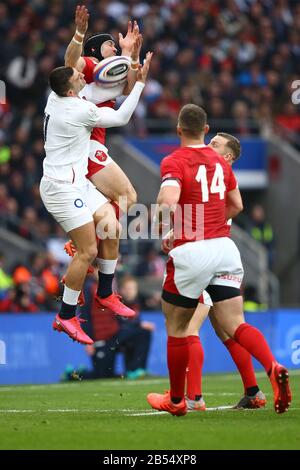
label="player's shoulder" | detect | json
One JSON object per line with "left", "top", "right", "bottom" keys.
{"left": 161, "top": 149, "right": 183, "bottom": 170}
{"left": 162, "top": 147, "right": 186, "bottom": 163}
{"left": 71, "top": 95, "right": 94, "bottom": 112}
{"left": 46, "top": 90, "right": 59, "bottom": 103}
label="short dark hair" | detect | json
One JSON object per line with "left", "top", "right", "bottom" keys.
{"left": 178, "top": 104, "right": 207, "bottom": 137}
{"left": 217, "top": 132, "right": 241, "bottom": 161}
{"left": 49, "top": 66, "right": 74, "bottom": 97}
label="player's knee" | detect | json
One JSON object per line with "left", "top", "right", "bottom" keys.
{"left": 166, "top": 316, "right": 190, "bottom": 336}
{"left": 213, "top": 326, "right": 227, "bottom": 342}
{"left": 79, "top": 244, "right": 98, "bottom": 263}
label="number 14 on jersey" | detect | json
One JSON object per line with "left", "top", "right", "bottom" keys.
{"left": 195, "top": 163, "right": 226, "bottom": 202}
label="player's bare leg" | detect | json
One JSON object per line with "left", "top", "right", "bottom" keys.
{"left": 185, "top": 303, "right": 209, "bottom": 411}
{"left": 63, "top": 202, "right": 135, "bottom": 317}
{"left": 64, "top": 222, "right": 98, "bottom": 291}
{"left": 211, "top": 295, "right": 291, "bottom": 413}
{"left": 147, "top": 300, "right": 195, "bottom": 416}
{"left": 53, "top": 221, "right": 98, "bottom": 345}
{"left": 90, "top": 161, "right": 137, "bottom": 210}
{"left": 208, "top": 308, "right": 266, "bottom": 409}
{"left": 65, "top": 162, "right": 137, "bottom": 308}
{"left": 93, "top": 202, "right": 135, "bottom": 317}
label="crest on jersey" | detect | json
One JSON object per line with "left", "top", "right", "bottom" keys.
{"left": 95, "top": 150, "right": 107, "bottom": 162}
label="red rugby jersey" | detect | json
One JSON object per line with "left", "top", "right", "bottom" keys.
{"left": 82, "top": 57, "right": 115, "bottom": 145}
{"left": 160, "top": 145, "right": 237, "bottom": 247}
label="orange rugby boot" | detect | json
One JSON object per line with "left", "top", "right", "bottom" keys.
{"left": 95, "top": 293, "right": 136, "bottom": 318}
{"left": 147, "top": 390, "right": 187, "bottom": 416}
{"left": 269, "top": 362, "right": 292, "bottom": 414}
{"left": 52, "top": 314, "right": 93, "bottom": 345}
{"left": 233, "top": 390, "right": 267, "bottom": 409}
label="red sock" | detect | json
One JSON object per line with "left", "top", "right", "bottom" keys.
{"left": 186, "top": 335, "right": 204, "bottom": 400}
{"left": 224, "top": 338, "right": 257, "bottom": 392}
{"left": 234, "top": 323, "right": 275, "bottom": 373}
{"left": 167, "top": 336, "right": 189, "bottom": 400}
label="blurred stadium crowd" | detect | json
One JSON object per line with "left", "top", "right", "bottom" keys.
{"left": 0, "top": 0, "right": 298, "bottom": 311}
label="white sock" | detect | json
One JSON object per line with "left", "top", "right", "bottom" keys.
{"left": 62, "top": 285, "right": 81, "bottom": 305}
{"left": 96, "top": 258, "right": 118, "bottom": 274}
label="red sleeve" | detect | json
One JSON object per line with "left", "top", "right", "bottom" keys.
{"left": 227, "top": 166, "right": 238, "bottom": 192}
{"left": 82, "top": 57, "right": 98, "bottom": 84}
{"left": 160, "top": 155, "right": 183, "bottom": 185}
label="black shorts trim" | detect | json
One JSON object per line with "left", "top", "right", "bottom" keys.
{"left": 162, "top": 289, "right": 199, "bottom": 308}
{"left": 206, "top": 285, "right": 241, "bottom": 303}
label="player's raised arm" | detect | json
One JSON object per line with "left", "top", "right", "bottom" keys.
{"left": 123, "top": 32, "right": 143, "bottom": 96}
{"left": 64, "top": 5, "right": 89, "bottom": 72}
{"left": 119, "top": 20, "right": 139, "bottom": 57}
{"left": 88, "top": 52, "right": 153, "bottom": 128}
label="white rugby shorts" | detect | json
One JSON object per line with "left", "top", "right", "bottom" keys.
{"left": 40, "top": 176, "right": 108, "bottom": 233}
{"left": 163, "top": 237, "right": 244, "bottom": 300}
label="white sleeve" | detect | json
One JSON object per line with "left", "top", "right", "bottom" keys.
{"left": 79, "top": 82, "right": 125, "bottom": 104}
{"left": 87, "top": 81, "right": 145, "bottom": 128}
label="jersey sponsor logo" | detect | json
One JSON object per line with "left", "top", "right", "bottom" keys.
{"left": 95, "top": 150, "right": 108, "bottom": 162}
{"left": 217, "top": 274, "right": 242, "bottom": 283}
{"left": 74, "top": 198, "right": 84, "bottom": 208}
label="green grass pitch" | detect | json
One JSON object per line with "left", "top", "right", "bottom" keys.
{"left": 0, "top": 371, "right": 299, "bottom": 450}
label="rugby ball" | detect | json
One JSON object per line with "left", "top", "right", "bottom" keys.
{"left": 93, "top": 56, "right": 131, "bottom": 88}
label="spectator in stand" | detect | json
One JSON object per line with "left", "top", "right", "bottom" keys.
{"left": 0, "top": 252, "right": 13, "bottom": 299}
{"left": 0, "top": 265, "right": 38, "bottom": 313}
{"left": 135, "top": 244, "right": 165, "bottom": 278}
{"left": 243, "top": 285, "right": 267, "bottom": 313}
{"left": 276, "top": 102, "right": 300, "bottom": 144}
{"left": 0, "top": 283, "right": 38, "bottom": 313}
{"left": 249, "top": 204, "right": 275, "bottom": 269}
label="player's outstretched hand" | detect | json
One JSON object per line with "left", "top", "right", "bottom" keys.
{"left": 75, "top": 4, "right": 89, "bottom": 35}
{"left": 137, "top": 52, "right": 153, "bottom": 84}
{"left": 132, "top": 34, "right": 143, "bottom": 62}
{"left": 119, "top": 20, "right": 139, "bottom": 55}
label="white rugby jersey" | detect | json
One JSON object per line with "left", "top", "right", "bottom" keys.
{"left": 42, "top": 82, "right": 144, "bottom": 186}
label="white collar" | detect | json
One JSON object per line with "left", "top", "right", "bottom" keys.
{"left": 187, "top": 144, "right": 207, "bottom": 148}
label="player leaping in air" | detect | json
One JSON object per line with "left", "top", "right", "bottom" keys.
{"left": 40, "top": 52, "right": 152, "bottom": 345}
{"left": 62, "top": 5, "right": 143, "bottom": 313}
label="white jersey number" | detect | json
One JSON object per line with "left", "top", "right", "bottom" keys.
{"left": 195, "top": 163, "right": 225, "bottom": 202}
